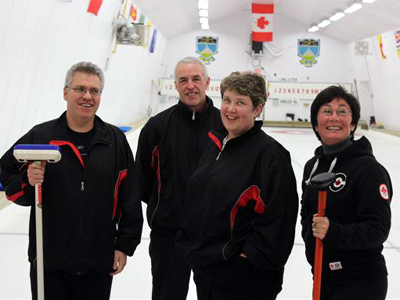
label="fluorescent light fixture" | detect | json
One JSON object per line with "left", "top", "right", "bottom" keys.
{"left": 199, "top": 9, "right": 208, "bottom": 17}
{"left": 330, "top": 12, "right": 345, "bottom": 21}
{"left": 317, "top": 20, "right": 331, "bottom": 28}
{"left": 198, "top": 0, "right": 209, "bottom": 29}
{"left": 344, "top": 3, "right": 362, "bottom": 14}
{"left": 198, "top": 0, "right": 208, "bottom": 10}
{"left": 308, "top": 26, "right": 319, "bottom": 33}
{"left": 363, "top": 0, "right": 376, "bottom": 3}
{"left": 199, "top": 17, "right": 208, "bottom": 25}
{"left": 201, "top": 23, "right": 209, "bottom": 30}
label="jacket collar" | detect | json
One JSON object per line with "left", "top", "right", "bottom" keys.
{"left": 51, "top": 112, "right": 112, "bottom": 144}
{"left": 314, "top": 135, "right": 373, "bottom": 160}
{"left": 209, "top": 120, "right": 263, "bottom": 149}
{"left": 177, "top": 96, "right": 215, "bottom": 121}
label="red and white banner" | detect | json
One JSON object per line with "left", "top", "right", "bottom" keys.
{"left": 87, "top": 0, "right": 103, "bottom": 16}
{"left": 252, "top": 3, "right": 274, "bottom": 42}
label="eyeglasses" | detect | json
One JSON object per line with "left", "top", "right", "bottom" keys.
{"left": 68, "top": 86, "right": 102, "bottom": 97}
{"left": 319, "top": 107, "right": 352, "bottom": 117}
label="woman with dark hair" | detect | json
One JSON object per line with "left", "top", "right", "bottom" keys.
{"left": 176, "top": 72, "right": 298, "bottom": 300}
{"left": 301, "top": 85, "right": 392, "bottom": 299}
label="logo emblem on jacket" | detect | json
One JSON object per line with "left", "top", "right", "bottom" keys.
{"left": 329, "top": 261, "right": 343, "bottom": 271}
{"left": 379, "top": 184, "right": 389, "bottom": 200}
{"left": 329, "top": 173, "right": 346, "bottom": 192}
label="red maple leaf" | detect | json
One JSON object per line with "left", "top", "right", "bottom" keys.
{"left": 257, "top": 16, "right": 270, "bottom": 29}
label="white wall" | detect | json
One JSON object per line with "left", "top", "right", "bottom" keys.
{"left": 348, "top": 31, "right": 400, "bottom": 132}
{"left": 1, "top": 1, "right": 399, "bottom": 158}
{"left": 0, "top": 0, "right": 167, "bottom": 156}
{"left": 160, "top": 11, "right": 353, "bottom": 121}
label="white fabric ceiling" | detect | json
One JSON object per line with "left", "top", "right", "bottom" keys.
{"left": 134, "top": 0, "right": 400, "bottom": 43}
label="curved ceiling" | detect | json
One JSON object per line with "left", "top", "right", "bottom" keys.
{"left": 134, "top": 0, "right": 400, "bottom": 43}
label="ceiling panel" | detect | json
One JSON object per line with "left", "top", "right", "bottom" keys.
{"left": 134, "top": 0, "right": 400, "bottom": 43}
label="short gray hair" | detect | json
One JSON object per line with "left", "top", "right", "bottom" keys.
{"left": 174, "top": 57, "right": 209, "bottom": 80}
{"left": 64, "top": 61, "right": 105, "bottom": 90}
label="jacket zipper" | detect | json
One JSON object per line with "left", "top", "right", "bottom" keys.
{"left": 192, "top": 111, "right": 195, "bottom": 120}
{"left": 216, "top": 136, "right": 229, "bottom": 161}
{"left": 77, "top": 177, "right": 84, "bottom": 275}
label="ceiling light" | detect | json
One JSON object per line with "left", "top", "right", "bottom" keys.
{"left": 201, "top": 23, "right": 209, "bottom": 30}
{"left": 199, "top": 9, "right": 208, "bottom": 17}
{"left": 330, "top": 12, "right": 345, "bottom": 21}
{"left": 344, "top": 3, "right": 362, "bottom": 14}
{"left": 308, "top": 26, "right": 319, "bottom": 33}
{"left": 317, "top": 20, "right": 331, "bottom": 28}
{"left": 362, "top": 0, "right": 376, "bottom": 3}
{"left": 198, "top": 0, "right": 208, "bottom": 10}
{"left": 199, "top": 17, "right": 208, "bottom": 25}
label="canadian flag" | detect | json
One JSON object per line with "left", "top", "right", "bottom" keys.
{"left": 252, "top": 3, "right": 274, "bottom": 42}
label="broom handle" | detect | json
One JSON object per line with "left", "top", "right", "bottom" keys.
{"left": 34, "top": 161, "right": 45, "bottom": 300}
{"left": 313, "top": 190, "right": 327, "bottom": 300}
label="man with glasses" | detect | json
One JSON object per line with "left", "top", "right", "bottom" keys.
{"left": 0, "top": 61, "right": 143, "bottom": 300}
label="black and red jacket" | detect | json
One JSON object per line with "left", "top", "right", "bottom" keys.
{"left": 175, "top": 121, "right": 299, "bottom": 270}
{"left": 0, "top": 112, "right": 143, "bottom": 274}
{"left": 301, "top": 136, "right": 392, "bottom": 283}
{"left": 135, "top": 97, "right": 223, "bottom": 235}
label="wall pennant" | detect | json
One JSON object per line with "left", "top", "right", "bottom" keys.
{"left": 298, "top": 39, "right": 320, "bottom": 67}
{"left": 87, "top": 0, "right": 103, "bottom": 16}
{"left": 130, "top": 5, "right": 137, "bottom": 22}
{"left": 196, "top": 36, "right": 219, "bottom": 65}
{"left": 139, "top": 13, "right": 146, "bottom": 24}
{"left": 149, "top": 29, "right": 158, "bottom": 53}
{"left": 378, "top": 35, "right": 386, "bottom": 60}
{"left": 394, "top": 30, "right": 400, "bottom": 58}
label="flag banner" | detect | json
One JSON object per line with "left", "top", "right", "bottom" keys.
{"left": 139, "top": 13, "right": 146, "bottom": 24}
{"left": 130, "top": 5, "right": 137, "bottom": 21}
{"left": 87, "top": 0, "right": 103, "bottom": 16}
{"left": 149, "top": 29, "right": 158, "bottom": 53}
{"left": 378, "top": 35, "right": 386, "bottom": 60}
{"left": 394, "top": 30, "right": 400, "bottom": 58}
{"left": 252, "top": 3, "right": 274, "bottom": 42}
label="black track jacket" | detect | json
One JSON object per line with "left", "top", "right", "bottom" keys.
{"left": 0, "top": 112, "right": 143, "bottom": 274}
{"left": 176, "top": 121, "right": 299, "bottom": 270}
{"left": 301, "top": 136, "right": 392, "bottom": 283}
{"left": 135, "top": 97, "right": 223, "bottom": 235}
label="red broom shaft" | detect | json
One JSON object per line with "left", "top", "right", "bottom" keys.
{"left": 313, "top": 190, "right": 327, "bottom": 300}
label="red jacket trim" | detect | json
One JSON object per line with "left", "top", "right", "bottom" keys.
{"left": 151, "top": 146, "right": 161, "bottom": 193}
{"left": 112, "top": 169, "right": 128, "bottom": 219}
{"left": 230, "top": 185, "right": 266, "bottom": 231}
{"left": 208, "top": 132, "right": 222, "bottom": 151}
{"left": 49, "top": 140, "right": 85, "bottom": 168}
{"left": 5, "top": 183, "right": 28, "bottom": 202}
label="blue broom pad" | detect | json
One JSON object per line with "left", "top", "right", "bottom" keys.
{"left": 119, "top": 126, "right": 132, "bottom": 133}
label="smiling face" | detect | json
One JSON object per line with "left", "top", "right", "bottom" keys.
{"left": 315, "top": 98, "right": 355, "bottom": 145}
{"left": 175, "top": 62, "right": 210, "bottom": 112}
{"left": 221, "top": 89, "right": 263, "bottom": 139}
{"left": 63, "top": 71, "right": 101, "bottom": 132}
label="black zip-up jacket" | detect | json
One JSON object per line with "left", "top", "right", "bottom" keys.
{"left": 135, "top": 97, "right": 223, "bottom": 235}
{"left": 175, "top": 121, "right": 299, "bottom": 270}
{"left": 301, "top": 136, "right": 392, "bottom": 283}
{"left": 0, "top": 112, "right": 143, "bottom": 274}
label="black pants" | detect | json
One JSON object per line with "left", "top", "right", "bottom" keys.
{"left": 149, "top": 231, "right": 211, "bottom": 300}
{"left": 30, "top": 264, "right": 113, "bottom": 300}
{"left": 202, "top": 256, "right": 283, "bottom": 300}
{"left": 321, "top": 277, "right": 388, "bottom": 300}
